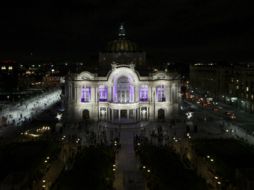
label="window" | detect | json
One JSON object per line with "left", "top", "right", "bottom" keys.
{"left": 81, "top": 87, "right": 91, "bottom": 102}
{"left": 99, "top": 85, "right": 107, "bottom": 101}
{"left": 139, "top": 85, "right": 148, "bottom": 101}
{"left": 157, "top": 85, "right": 166, "bottom": 102}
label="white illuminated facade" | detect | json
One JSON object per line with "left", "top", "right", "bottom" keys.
{"left": 65, "top": 64, "right": 181, "bottom": 123}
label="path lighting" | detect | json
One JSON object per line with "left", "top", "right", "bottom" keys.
{"left": 214, "top": 176, "right": 218, "bottom": 180}
{"left": 42, "top": 185, "right": 46, "bottom": 188}
{"left": 113, "top": 168, "right": 116, "bottom": 171}
{"left": 137, "top": 142, "right": 141, "bottom": 146}
{"left": 46, "top": 156, "right": 50, "bottom": 160}
{"left": 206, "top": 155, "right": 210, "bottom": 159}
{"left": 210, "top": 158, "right": 214, "bottom": 162}
{"left": 56, "top": 113, "right": 62, "bottom": 121}
{"left": 113, "top": 164, "right": 116, "bottom": 168}
{"left": 143, "top": 165, "right": 146, "bottom": 169}
{"left": 217, "top": 181, "right": 221, "bottom": 185}
{"left": 44, "top": 160, "right": 48, "bottom": 163}
{"left": 226, "top": 129, "right": 229, "bottom": 133}
{"left": 42, "top": 180, "right": 46, "bottom": 183}
{"left": 147, "top": 169, "right": 151, "bottom": 173}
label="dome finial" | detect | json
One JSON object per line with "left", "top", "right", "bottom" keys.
{"left": 118, "top": 23, "right": 126, "bottom": 38}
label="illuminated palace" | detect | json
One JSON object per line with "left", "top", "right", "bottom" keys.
{"left": 65, "top": 24, "right": 181, "bottom": 123}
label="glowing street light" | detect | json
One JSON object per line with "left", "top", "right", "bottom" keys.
{"left": 56, "top": 113, "right": 62, "bottom": 121}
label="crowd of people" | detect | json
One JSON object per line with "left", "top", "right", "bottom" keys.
{"left": 0, "top": 89, "right": 61, "bottom": 127}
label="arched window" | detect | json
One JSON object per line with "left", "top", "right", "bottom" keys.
{"left": 99, "top": 85, "right": 108, "bottom": 102}
{"left": 81, "top": 86, "right": 91, "bottom": 102}
{"left": 113, "top": 76, "right": 134, "bottom": 103}
{"left": 139, "top": 85, "right": 148, "bottom": 101}
{"left": 156, "top": 85, "right": 166, "bottom": 102}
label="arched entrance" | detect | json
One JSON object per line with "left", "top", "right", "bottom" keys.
{"left": 113, "top": 76, "right": 134, "bottom": 103}
{"left": 82, "top": 109, "right": 90, "bottom": 120}
{"left": 158, "top": 109, "right": 165, "bottom": 121}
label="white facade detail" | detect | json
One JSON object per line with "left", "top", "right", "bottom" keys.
{"left": 65, "top": 64, "right": 181, "bottom": 123}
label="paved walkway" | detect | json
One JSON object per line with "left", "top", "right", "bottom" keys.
{"left": 114, "top": 126, "right": 146, "bottom": 190}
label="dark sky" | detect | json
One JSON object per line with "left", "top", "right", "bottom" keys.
{"left": 0, "top": 0, "right": 253, "bottom": 62}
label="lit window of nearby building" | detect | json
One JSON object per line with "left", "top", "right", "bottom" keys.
{"left": 1, "top": 66, "right": 6, "bottom": 70}
{"left": 246, "top": 87, "right": 249, "bottom": 92}
{"left": 8, "top": 66, "right": 13, "bottom": 70}
{"left": 81, "top": 87, "right": 91, "bottom": 102}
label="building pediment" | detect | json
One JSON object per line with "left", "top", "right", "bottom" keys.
{"left": 77, "top": 71, "right": 95, "bottom": 80}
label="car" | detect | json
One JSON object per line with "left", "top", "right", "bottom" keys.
{"left": 225, "top": 111, "right": 236, "bottom": 120}
{"left": 213, "top": 107, "right": 219, "bottom": 112}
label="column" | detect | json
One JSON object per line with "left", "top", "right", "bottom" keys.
{"left": 69, "top": 84, "right": 72, "bottom": 101}
{"left": 166, "top": 85, "right": 170, "bottom": 103}
{"left": 118, "top": 109, "right": 120, "bottom": 120}
{"left": 95, "top": 87, "right": 98, "bottom": 102}
{"left": 73, "top": 85, "right": 77, "bottom": 102}
{"left": 127, "top": 109, "right": 129, "bottom": 119}
{"left": 91, "top": 86, "right": 95, "bottom": 102}
{"left": 148, "top": 86, "right": 152, "bottom": 103}
{"left": 108, "top": 85, "right": 112, "bottom": 102}
{"left": 77, "top": 85, "right": 81, "bottom": 103}
{"left": 148, "top": 107, "right": 150, "bottom": 120}
{"left": 135, "top": 85, "right": 139, "bottom": 102}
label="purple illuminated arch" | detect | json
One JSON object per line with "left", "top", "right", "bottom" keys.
{"left": 113, "top": 75, "right": 134, "bottom": 103}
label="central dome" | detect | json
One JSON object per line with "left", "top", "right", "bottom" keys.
{"left": 106, "top": 39, "right": 139, "bottom": 52}
{"left": 105, "top": 24, "right": 140, "bottom": 53}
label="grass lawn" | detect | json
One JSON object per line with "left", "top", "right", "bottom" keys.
{"left": 0, "top": 140, "right": 59, "bottom": 185}
{"left": 53, "top": 145, "right": 115, "bottom": 190}
{"left": 192, "top": 139, "right": 254, "bottom": 182}
{"left": 137, "top": 143, "right": 207, "bottom": 190}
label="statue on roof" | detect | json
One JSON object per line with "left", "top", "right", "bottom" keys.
{"left": 118, "top": 23, "right": 126, "bottom": 38}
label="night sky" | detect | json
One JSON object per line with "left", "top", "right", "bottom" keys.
{"left": 0, "top": 0, "right": 253, "bottom": 62}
